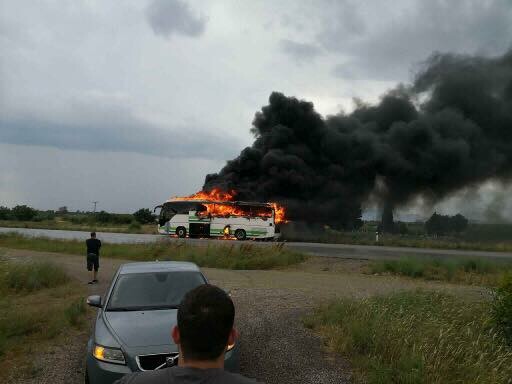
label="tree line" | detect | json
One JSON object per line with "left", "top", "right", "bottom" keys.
{"left": 0, "top": 205, "right": 156, "bottom": 225}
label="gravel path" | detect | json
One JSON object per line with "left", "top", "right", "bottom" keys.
{"left": 3, "top": 248, "right": 484, "bottom": 384}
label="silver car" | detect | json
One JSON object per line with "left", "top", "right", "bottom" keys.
{"left": 85, "top": 261, "right": 240, "bottom": 384}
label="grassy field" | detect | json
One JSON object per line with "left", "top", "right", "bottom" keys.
{"left": 0, "top": 219, "right": 156, "bottom": 234}
{"left": 0, "top": 233, "right": 306, "bottom": 270}
{"left": 368, "top": 257, "right": 512, "bottom": 286}
{"left": 304, "top": 290, "right": 512, "bottom": 384}
{"left": 281, "top": 223, "right": 512, "bottom": 252}
{"left": 0, "top": 259, "right": 88, "bottom": 381}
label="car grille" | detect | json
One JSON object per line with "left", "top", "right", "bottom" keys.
{"left": 136, "top": 353, "right": 179, "bottom": 371}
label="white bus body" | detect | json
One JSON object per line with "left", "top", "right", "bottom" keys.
{"left": 155, "top": 201, "right": 278, "bottom": 240}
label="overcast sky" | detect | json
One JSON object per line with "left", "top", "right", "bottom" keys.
{"left": 1, "top": 0, "right": 511, "bottom": 215}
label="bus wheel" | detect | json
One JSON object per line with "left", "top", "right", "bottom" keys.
{"left": 235, "top": 229, "right": 246, "bottom": 241}
{"left": 176, "top": 227, "right": 187, "bottom": 238}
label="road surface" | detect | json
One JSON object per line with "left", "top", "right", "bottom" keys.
{"left": 2, "top": 226, "right": 512, "bottom": 261}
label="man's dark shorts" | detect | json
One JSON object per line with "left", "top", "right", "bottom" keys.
{"left": 87, "top": 253, "right": 99, "bottom": 271}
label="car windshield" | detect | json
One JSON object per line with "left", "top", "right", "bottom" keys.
{"left": 107, "top": 271, "right": 205, "bottom": 311}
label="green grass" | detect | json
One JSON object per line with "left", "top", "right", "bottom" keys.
{"left": 0, "top": 219, "right": 157, "bottom": 234}
{"left": 0, "top": 260, "right": 88, "bottom": 380}
{"left": 64, "top": 297, "right": 87, "bottom": 328}
{"left": 304, "top": 290, "right": 512, "bottom": 384}
{"left": 281, "top": 224, "right": 512, "bottom": 253}
{"left": 0, "top": 233, "right": 306, "bottom": 270}
{"left": 1, "top": 260, "right": 70, "bottom": 292}
{"left": 368, "top": 257, "right": 512, "bottom": 285}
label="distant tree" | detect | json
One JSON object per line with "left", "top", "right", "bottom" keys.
{"left": 426, "top": 212, "right": 468, "bottom": 235}
{"left": 398, "top": 222, "right": 409, "bottom": 235}
{"left": 133, "top": 208, "right": 155, "bottom": 224}
{"left": 0, "top": 206, "right": 11, "bottom": 220}
{"left": 425, "top": 212, "right": 443, "bottom": 235}
{"left": 452, "top": 213, "right": 469, "bottom": 233}
{"left": 95, "top": 210, "right": 112, "bottom": 223}
{"left": 12, "top": 205, "right": 37, "bottom": 221}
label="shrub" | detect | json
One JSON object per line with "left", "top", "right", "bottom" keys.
{"left": 11, "top": 205, "right": 37, "bottom": 221}
{"left": 0, "top": 206, "right": 11, "bottom": 220}
{"left": 492, "top": 272, "right": 512, "bottom": 344}
{"left": 1, "top": 261, "right": 70, "bottom": 293}
{"left": 128, "top": 221, "right": 142, "bottom": 232}
{"left": 133, "top": 208, "right": 155, "bottom": 224}
{"left": 64, "top": 298, "right": 87, "bottom": 328}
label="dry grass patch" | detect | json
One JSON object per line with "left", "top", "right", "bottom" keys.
{"left": 304, "top": 290, "right": 512, "bottom": 384}
{"left": 0, "top": 260, "right": 88, "bottom": 381}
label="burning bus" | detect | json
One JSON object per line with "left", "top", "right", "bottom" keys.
{"left": 154, "top": 189, "right": 285, "bottom": 240}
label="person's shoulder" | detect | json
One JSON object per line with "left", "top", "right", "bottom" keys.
{"left": 220, "top": 371, "right": 261, "bottom": 384}
{"left": 114, "top": 369, "right": 168, "bottom": 384}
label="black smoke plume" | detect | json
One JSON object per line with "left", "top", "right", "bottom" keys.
{"left": 204, "top": 50, "right": 512, "bottom": 229}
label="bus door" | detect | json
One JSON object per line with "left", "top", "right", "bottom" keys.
{"left": 188, "top": 204, "right": 211, "bottom": 237}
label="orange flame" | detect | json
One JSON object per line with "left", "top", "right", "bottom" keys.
{"left": 169, "top": 188, "right": 287, "bottom": 224}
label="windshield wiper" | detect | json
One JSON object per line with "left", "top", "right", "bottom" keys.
{"left": 107, "top": 305, "right": 179, "bottom": 312}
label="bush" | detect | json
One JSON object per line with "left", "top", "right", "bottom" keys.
{"left": 492, "top": 272, "right": 512, "bottom": 344}
{"left": 0, "top": 206, "right": 11, "bottom": 220}
{"left": 64, "top": 298, "right": 87, "bottom": 328}
{"left": 133, "top": 208, "right": 155, "bottom": 224}
{"left": 1, "top": 261, "right": 70, "bottom": 293}
{"left": 128, "top": 221, "right": 142, "bottom": 232}
{"left": 11, "top": 205, "right": 37, "bottom": 221}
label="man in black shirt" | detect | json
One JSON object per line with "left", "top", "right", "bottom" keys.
{"left": 86, "top": 232, "right": 101, "bottom": 284}
{"left": 114, "top": 285, "right": 259, "bottom": 384}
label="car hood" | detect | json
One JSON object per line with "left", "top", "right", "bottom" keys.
{"left": 105, "top": 309, "right": 177, "bottom": 347}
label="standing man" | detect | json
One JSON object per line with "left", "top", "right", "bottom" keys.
{"left": 86, "top": 232, "right": 101, "bottom": 284}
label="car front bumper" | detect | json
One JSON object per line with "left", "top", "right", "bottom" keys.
{"left": 86, "top": 343, "right": 240, "bottom": 384}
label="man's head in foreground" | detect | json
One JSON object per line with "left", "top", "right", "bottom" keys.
{"left": 90, "top": 231, "right": 96, "bottom": 238}
{"left": 172, "top": 284, "right": 236, "bottom": 368}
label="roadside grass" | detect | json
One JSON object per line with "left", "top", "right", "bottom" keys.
{"left": 0, "top": 233, "right": 306, "bottom": 269}
{"left": 2, "top": 260, "right": 70, "bottom": 292}
{"left": 0, "top": 219, "right": 157, "bottom": 234}
{"left": 0, "top": 260, "right": 88, "bottom": 381}
{"left": 367, "top": 257, "right": 512, "bottom": 285}
{"left": 281, "top": 227, "right": 512, "bottom": 253}
{"left": 304, "top": 290, "right": 512, "bottom": 384}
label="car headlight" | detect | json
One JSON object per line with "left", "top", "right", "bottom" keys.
{"left": 93, "top": 344, "right": 126, "bottom": 365}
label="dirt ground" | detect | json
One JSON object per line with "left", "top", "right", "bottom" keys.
{"left": 2, "top": 248, "right": 485, "bottom": 384}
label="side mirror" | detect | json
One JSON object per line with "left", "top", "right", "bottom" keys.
{"left": 87, "top": 295, "right": 102, "bottom": 308}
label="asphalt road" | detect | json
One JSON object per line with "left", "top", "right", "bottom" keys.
{"left": 2, "top": 226, "right": 512, "bottom": 261}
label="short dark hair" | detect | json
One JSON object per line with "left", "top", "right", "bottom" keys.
{"left": 90, "top": 232, "right": 96, "bottom": 238}
{"left": 177, "top": 284, "right": 234, "bottom": 361}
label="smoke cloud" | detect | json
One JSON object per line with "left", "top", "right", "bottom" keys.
{"left": 204, "top": 50, "right": 512, "bottom": 228}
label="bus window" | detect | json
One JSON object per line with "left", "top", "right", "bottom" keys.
{"left": 250, "top": 206, "right": 272, "bottom": 219}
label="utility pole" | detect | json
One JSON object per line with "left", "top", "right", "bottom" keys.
{"left": 92, "top": 201, "right": 98, "bottom": 213}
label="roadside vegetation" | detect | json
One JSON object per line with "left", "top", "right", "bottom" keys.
{"left": 0, "top": 259, "right": 88, "bottom": 381}
{"left": 0, "top": 233, "right": 306, "bottom": 270}
{"left": 0, "top": 205, "right": 157, "bottom": 234}
{"left": 281, "top": 221, "right": 512, "bottom": 253}
{"left": 367, "top": 257, "right": 512, "bottom": 286}
{"left": 304, "top": 290, "right": 512, "bottom": 384}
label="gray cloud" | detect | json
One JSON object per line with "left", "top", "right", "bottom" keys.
{"left": 318, "top": 0, "right": 512, "bottom": 80}
{"left": 146, "top": 0, "right": 206, "bottom": 38}
{"left": 280, "top": 39, "right": 323, "bottom": 63}
{"left": 0, "top": 103, "right": 239, "bottom": 161}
